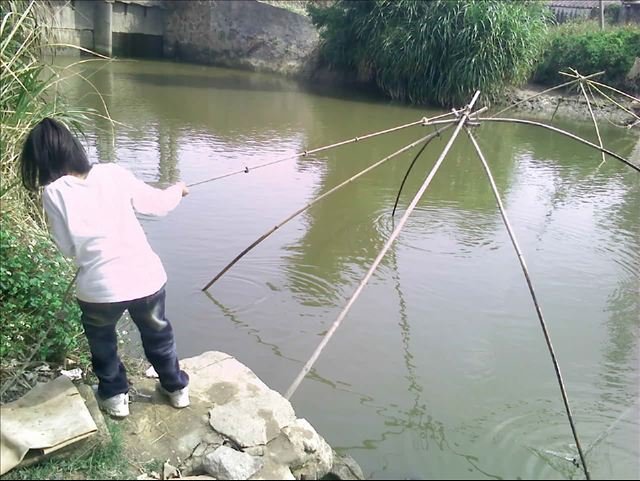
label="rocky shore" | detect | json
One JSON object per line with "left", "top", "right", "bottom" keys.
{"left": 499, "top": 84, "right": 639, "bottom": 126}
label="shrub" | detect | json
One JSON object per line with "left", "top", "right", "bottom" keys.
{"left": 535, "top": 21, "right": 640, "bottom": 90}
{"left": 0, "top": 2, "right": 100, "bottom": 367}
{"left": 0, "top": 221, "right": 82, "bottom": 363}
{"left": 308, "top": 0, "right": 551, "bottom": 106}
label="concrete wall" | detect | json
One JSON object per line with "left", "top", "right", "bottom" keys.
{"left": 163, "top": 0, "right": 319, "bottom": 75}
{"left": 112, "top": 1, "right": 164, "bottom": 57}
{"left": 112, "top": 1, "right": 163, "bottom": 35}
{"left": 44, "top": 0, "right": 320, "bottom": 75}
{"left": 47, "top": 0, "right": 95, "bottom": 55}
{"left": 45, "top": 0, "right": 164, "bottom": 57}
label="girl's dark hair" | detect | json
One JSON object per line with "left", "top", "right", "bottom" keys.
{"left": 20, "top": 117, "right": 91, "bottom": 191}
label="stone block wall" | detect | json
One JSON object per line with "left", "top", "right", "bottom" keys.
{"left": 163, "top": 0, "right": 319, "bottom": 75}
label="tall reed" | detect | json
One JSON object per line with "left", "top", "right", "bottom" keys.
{"left": 308, "top": 0, "right": 551, "bottom": 107}
{"left": 0, "top": 0, "right": 107, "bottom": 228}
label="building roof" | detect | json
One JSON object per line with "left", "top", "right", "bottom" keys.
{"left": 548, "top": 0, "right": 621, "bottom": 8}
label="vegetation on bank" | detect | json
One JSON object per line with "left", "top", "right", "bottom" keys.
{"left": 307, "top": 0, "right": 639, "bottom": 105}
{"left": 535, "top": 21, "right": 640, "bottom": 91}
{"left": 0, "top": 225, "right": 83, "bottom": 363}
{"left": 0, "top": 1, "right": 96, "bottom": 386}
{"left": 307, "top": 0, "right": 551, "bottom": 106}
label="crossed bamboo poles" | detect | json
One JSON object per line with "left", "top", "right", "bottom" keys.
{"left": 8, "top": 82, "right": 633, "bottom": 475}
{"left": 191, "top": 87, "right": 640, "bottom": 480}
{"left": 199, "top": 86, "right": 638, "bottom": 292}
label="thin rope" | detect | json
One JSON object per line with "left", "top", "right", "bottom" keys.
{"left": 465, "top": 128, "right": 590, "bottom": 480}
{"left": 187, "top": 110, "right": 462, "bottom": 188}
{"left": 391, "top": 126, "right": 441, "bottom": 216}
{"left": 284, "top": 91, "right": 482, "bottom": 400}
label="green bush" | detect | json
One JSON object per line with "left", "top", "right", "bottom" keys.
{"left": 308, "top": 0, "right": 551, "bottom": 106}
{"left": 1, "top": 2, "right": 100, "bottom": 368}
{"left": 535, "top": 22, "right": 640, "bottom": 90}
{"left": 0, "top": 221, "right": 82, "bottom": 363}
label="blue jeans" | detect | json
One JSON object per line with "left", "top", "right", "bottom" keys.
{"left": 78, "top": 286, "right": 189, "bottom": 399}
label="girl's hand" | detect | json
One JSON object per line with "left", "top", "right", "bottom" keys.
{"left": 178, "top": 182, "right": 189, "bottom": 197}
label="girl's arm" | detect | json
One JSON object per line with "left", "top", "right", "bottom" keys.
{"left": 43, "top": 190, "right": 76, "bottom": 257}
{"left": 118, "top": 166, "right": 187, "bottom": 216}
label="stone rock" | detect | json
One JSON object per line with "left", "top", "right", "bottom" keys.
{"left": 164, "top": 0, "right": 319, "bottom": 75}
{"left": 208, "top": 391, "right": 295, "bottom": 448}
{"left": 83, "top": 352, "right": 357, "bottom": 481}
{"left": 203, "top": 445, "right": 263, "bottom": 480}
{"left": 249, "top": 457, "right": 295, "bottom": 480}
{"left": 180, "top": 352, "right": 295, "bottom": 447}
{"left": 118, "top": 376, "right": 223, "bottom": 469}
{"left": 163, "top": 461, "right": 179, "bottom": 479}
{"left": 244, "top": 446, "right": 265, "bottom": 457}
{"left": 265, "top": 419, "right": 333, "bottom": 479}
{"left": 327, "top": 452, "right": 365, "bottom": 480}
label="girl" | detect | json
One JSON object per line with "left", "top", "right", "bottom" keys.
{"left": 20, "top": 118, "right": 190, "bottom": 418}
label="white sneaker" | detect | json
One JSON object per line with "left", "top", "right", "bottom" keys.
{"left": 97, "top": 392, "right": 130, "bottom": 418}
{"left": 157, "top": 384, "right": 190, "bottom": 409}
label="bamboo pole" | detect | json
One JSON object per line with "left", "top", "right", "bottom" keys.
{"left": 579, "top": 80, "right": 606, "bottom": 165}
{"left": 201, "top": 126, "right": 453, "bottom": 291}
{"left": 187, "top": 110, "right": 462, "bottom": 188}
{"left": 558, "top": 72, "right": 640, "bottom": 121}
{"left": 479, "top": 117, "right": 640, "bottom": 173}
{"left": 492, "top": 71, "right": 604, "bottom": 118}
{"left": 585, "top": 79, "right": 640, "bottom": 104}
{"left": 587, "top": 82, "right": 640, "bottom": 122}
{"left": 284, "top": 91, "right": 481, "bottom": 400}
{"left": 465, "top": 128, "right": 590, "bottom": 481}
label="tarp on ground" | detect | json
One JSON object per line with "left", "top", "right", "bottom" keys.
{"left": 0, "top": 375, "right": 97, "bottom": 475}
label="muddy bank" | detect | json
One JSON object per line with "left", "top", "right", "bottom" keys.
{"left": 499, "top": 84, "right": 639, "bottom": 125}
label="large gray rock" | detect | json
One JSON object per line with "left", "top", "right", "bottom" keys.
{"left": 94, "top": 352, "right": 362, "bottom": 481}
{"left": 326, "top": 452, "right": 366, "bottom": 480}
{"left": 180, "top": 352, "right": 296, "bottom": 448}
{"left": 250, "top": 457, "right": 296, "bottom": 480}
{"left": 208, "top": 391, "right": 296, "bottom": 448}
{"left": 266, "top": 419, "right": 333, "bottom": 479}
{"left": 203, "top": 445, "right": 263, "bottom": 480}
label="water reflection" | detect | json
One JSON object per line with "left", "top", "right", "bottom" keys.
{"left": 204, "top": 291, "right": 299, "bottom": 364}
{"left": 157, "top": 123, "right": 180, "bottom": 185}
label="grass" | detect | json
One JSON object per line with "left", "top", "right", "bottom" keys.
{"left": 1, "top": 420, "right": 132, "bottom": 480}
{"left": 0, "top": 1, "right": 117, "bottom": 390}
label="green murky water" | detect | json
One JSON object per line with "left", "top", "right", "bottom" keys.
{"left": 60, "top": 58, "right": 639, "bottom": 479}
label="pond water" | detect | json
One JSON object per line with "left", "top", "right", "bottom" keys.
{"left": 60, "top": 58, "right": 639, "bottom": 479}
